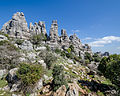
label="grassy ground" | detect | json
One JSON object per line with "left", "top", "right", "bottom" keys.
{"left": 0, "top": 79, "right": 7, "bottom": 88}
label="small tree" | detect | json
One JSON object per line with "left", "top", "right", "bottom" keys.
{"left": 84, "top": 52, "right": 93, "bottom": 62}
{"left": 52, "top": 65, "right": 68, "bottom": 91}
{"left": 98, "top": 54, "right": 120, "bottom": 88}
{"left": 93, "top": 53, "right": 101, "bottom": 62}
{"left": 44, "top": 53, "right": 57, "bottom": 69}
{"left": 39, "top": 51, "right": 57, "bottom": 69}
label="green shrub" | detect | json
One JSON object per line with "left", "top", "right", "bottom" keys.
{"left": 0, "top": 41, "right": 20, "bottom": 70}
{"left": 73, "top": 59, "right": 76, "bottom": 64}
{"left": 30, "top": 33, "right": 47, "bottom": 46}
{"left": 98, "top": 54, "right": 120, "bottom": 88}
{"left": 66, "top": 48, "right": 71, "bottom": 53}
{"left": 0, "top": 32, "right": 10, "bottom": 40}
{"left": 66, "top": 53, "right": 74, "bottom": 59}
{"left": 15, "top": 39, "right": 24, "bottom": 45}
{"left": 0, "top": 79, "right": 8, "bottom": 88}
{"left": 44, "top": 53, "right": 57, "bottom": 69}
{"left": 52, "top": 65, "right": 68, "bottom": 91}
{"left": 74, "top": 56, "right": 81, "bottom": 62}
{"left": 93, "top": 53, "right": 101, "bottom": 62}
{"left": 45, "top": 45, "right": 50, "bottom": 51}
{"left": 69, "top": 45, "right": 74, "bottom": 52}
{"left": 0, "top": 40, "right": 19, "bottom": 51}
{"left": 85, "top": 59, "right": 90, "bottom": 64}
{"left": 98, "top": 57, "right": 108, "bottom": 74}
{"left": 17, "top": 63, "right": 44, "bottom": 87}
{"left": 55, "top": 48, "right": 61, "bottom": 54}
{"left": 84, "top": 52, "right": 93, "bottom": 62}
{"left": 61, "top": 51, "right": 66, "bottom": 57}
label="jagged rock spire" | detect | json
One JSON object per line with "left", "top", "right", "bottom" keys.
{"left": 61, "top": 29, "right": 69, "bottom": 41}
{"left": 1, "top": 12, "right": 29, "bottom": 39}
{"left": 29, "top": 21, "right": 47, "bottom": 35}
{"left": 49, "top": 20, "right": 59, "bottom": 41}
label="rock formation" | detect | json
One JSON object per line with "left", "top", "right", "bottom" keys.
{"left": 49, "top": 20, "right": 59, "bottom": 42}
{"left": 1, "top": 12, "right": 30, "bottom": 39}
{"left": 61, "top": 29, "right": 69, "bottom": 42}
{"left": 29, "top": 21, "right": 47, "bottom": 36}
{"left": 0, "top": 12, "right": 92, "bottom": 57}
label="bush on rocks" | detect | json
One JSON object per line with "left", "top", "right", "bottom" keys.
{"left": 17, "top": 63, "right": 44, "bottom": 87}
{"left": 52, "top": 65, "right": 68, "bottom": 91}
{"left": 0, "top": 40, "right": 20, "bottom": 70}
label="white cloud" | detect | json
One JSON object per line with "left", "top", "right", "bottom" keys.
{"left": 83, "top": 37, "right": 92, "bottom": 40}
{"left": 72, "top": 29, "right": 80, "bottom": 33}
{"left": 89, "top": 36, "right": 120, "bottom": 47}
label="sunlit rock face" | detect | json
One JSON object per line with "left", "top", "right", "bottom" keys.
{"left": 49, "top": 20, "right": 59, "bottom": 42}
{"left": 1, "top": 12, "right": 93, "bottom": 56}
{"left": 29, "top": 21, "right": 47, "bottom": 36}
{"left": 1, "top": 12, "right": 30, "bottom": 39}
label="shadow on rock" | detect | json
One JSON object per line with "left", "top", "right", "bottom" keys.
{"left": 78, "top": 80, "right": 116, "bottom": 94}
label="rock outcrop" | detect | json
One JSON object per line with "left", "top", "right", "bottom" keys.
{"left": 61, "top": 29, "right": 69, "bottom": 42}
{"left": 0, "top": 35, "right": 8, "bottom": 41}
{"left": 1, "top": 12, "right": 30, "bottom": 39}
{"left": 49, "top": 20, "right": 59, "bottom": 42}
{"left": 1, "top": 12, "right": 92, "bottom": 58}
{"left": 29, "top": 21, "right": 47, "bottom": 36}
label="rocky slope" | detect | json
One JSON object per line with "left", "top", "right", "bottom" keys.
{"left": 0, "top": 12, "right": 117, "bottom": 96}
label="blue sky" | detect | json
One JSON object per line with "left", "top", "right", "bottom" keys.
{"left": 0, "top": 0, "right": 120, "bottom": 54}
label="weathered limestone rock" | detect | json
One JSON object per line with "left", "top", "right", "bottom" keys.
{"left": 0, "top": 35, "right": 8, "bottom": 41}
{"left": 38, "top": 21, "right": 47, "bottom": 35}
{"left": 18, "top": 40, "right": 33, "bottom": 51}
{"left": 1, "top": 12, "right": 93, "bottom": 59}
{"left": 35, "top": 46, "right": 46, "bottom": 51}
{"left": 49, "top": 20, "right": 59, "bottom": 42}
{"left": 69, "top": 34, "right": 83, "bottom": 56}
{"left": 0, "top": 69, "right": 8, "bottom": 78}
{"left": 60, "top": 29, "right": 70, "bottom": 50}
{"left": 12, "top": 94, "right": 22, "bottom": 96}
{"left": 84, "top": 44, "right": 92, "bottom": 55}
{"left": 5, "top": 68, "right": 21, "bottom": 92}
{"left": 53, "top": 82, "right": 86, "bottom": 96}
{"left": 53, "top": 85, "right": 66, "bottom": 96}
{"left": 1, "top": 12, "right": 30, "bottom": 39}
{"left": 61, "top": 29, "right": 69, "bottom": 42}
{"left": 69, "top": 33, "right": 82, "bottom": 47}
{"left": 33, "top": 79, "right": 43, "bottom": 92}
{"left": 29, "top": 21, "right": 47, "bottom": 35}
{"left": 6, "top": 68, "right": 19, "bottom": 84}
{"left": 38, "top": 60, "right": 46, "bottom": 69}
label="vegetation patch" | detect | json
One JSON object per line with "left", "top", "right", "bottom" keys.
{"left": 0, "top": 79, "right": 7, "bottom": 88}
{"left": 52, "top": 65, "right": 68, "bottom": 91}
{"left": 17, "top": 63, "right": 45, "bottom": 87}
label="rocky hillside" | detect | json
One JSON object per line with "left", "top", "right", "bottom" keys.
{"left": 0, "top": 12, "right": 117, "bottom": 96}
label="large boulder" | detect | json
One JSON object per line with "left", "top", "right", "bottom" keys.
{"left": 5, "top": 68, "right": 20, "bottom": 92}
{"left": 1, "top": 12, "right": 30, "bottom": 39}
